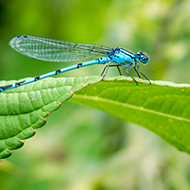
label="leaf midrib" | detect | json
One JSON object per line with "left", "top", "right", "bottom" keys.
{"left": 72, "top": 94, "right": 190, "bottom": 122}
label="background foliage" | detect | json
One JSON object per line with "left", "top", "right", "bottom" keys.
{"left": 0, "top": 0, "right": 190, "bottom": 189}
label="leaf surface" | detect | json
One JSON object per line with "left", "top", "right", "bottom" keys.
{"left": 70, "top": 76, "right": 190, "bottom": 154}
{"left": 0, "top": 76, "right": 101, "bottom": 158}
{"left": 1, "top": 76, "right": 190, "bottom": 159}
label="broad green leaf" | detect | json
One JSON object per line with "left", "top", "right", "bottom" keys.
{"left": 70, "top": 76, "right": 190, "bottom": 154}
{"left": 0, "top": 75, "right": 190, "bottom": 159}
{"left": 0, "top": 76, "right": 102, "bottom": 159}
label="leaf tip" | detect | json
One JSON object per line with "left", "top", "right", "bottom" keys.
{"left": 33, "top": 129, "right": 37, "bottom": 133}
{"left": 20, "top": 140, "right": 25, "bottom": 144}
{"left": 43, "top": 118, "right": 47, "bottom": 122}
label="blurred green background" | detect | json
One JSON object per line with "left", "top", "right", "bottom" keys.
{"left": 1, "top": 0, "right": 190, "bottom": 189}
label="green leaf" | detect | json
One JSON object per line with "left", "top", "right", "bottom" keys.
{"left": 0, "top": 76, "right": 190, "bottom": 159}
{"left": 0, "top": 76, "right": 102, "bottom": 159}
{"left": 70, "top": 76, "right": 190, "bottom": 154}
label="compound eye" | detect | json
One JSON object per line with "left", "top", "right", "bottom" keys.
{"left": 141, "top": 54, "right": 149, "bottom": 64}
{"left": 135, "top": 51, "right": 149, "bottom": 64}
{"left": 135, "top": 51, "right": 143, "bottom": 59}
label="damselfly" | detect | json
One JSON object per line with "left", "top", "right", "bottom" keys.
{"left": 0, "top": 35, "right": 150, "bottom": 92}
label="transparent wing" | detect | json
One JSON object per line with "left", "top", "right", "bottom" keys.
{"left": 9, "top": 35, "right": 112, "bottom": 62}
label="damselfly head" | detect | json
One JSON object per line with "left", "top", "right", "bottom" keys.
{"left": 135, "top": 51, "right": 149, "bottom": 64}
